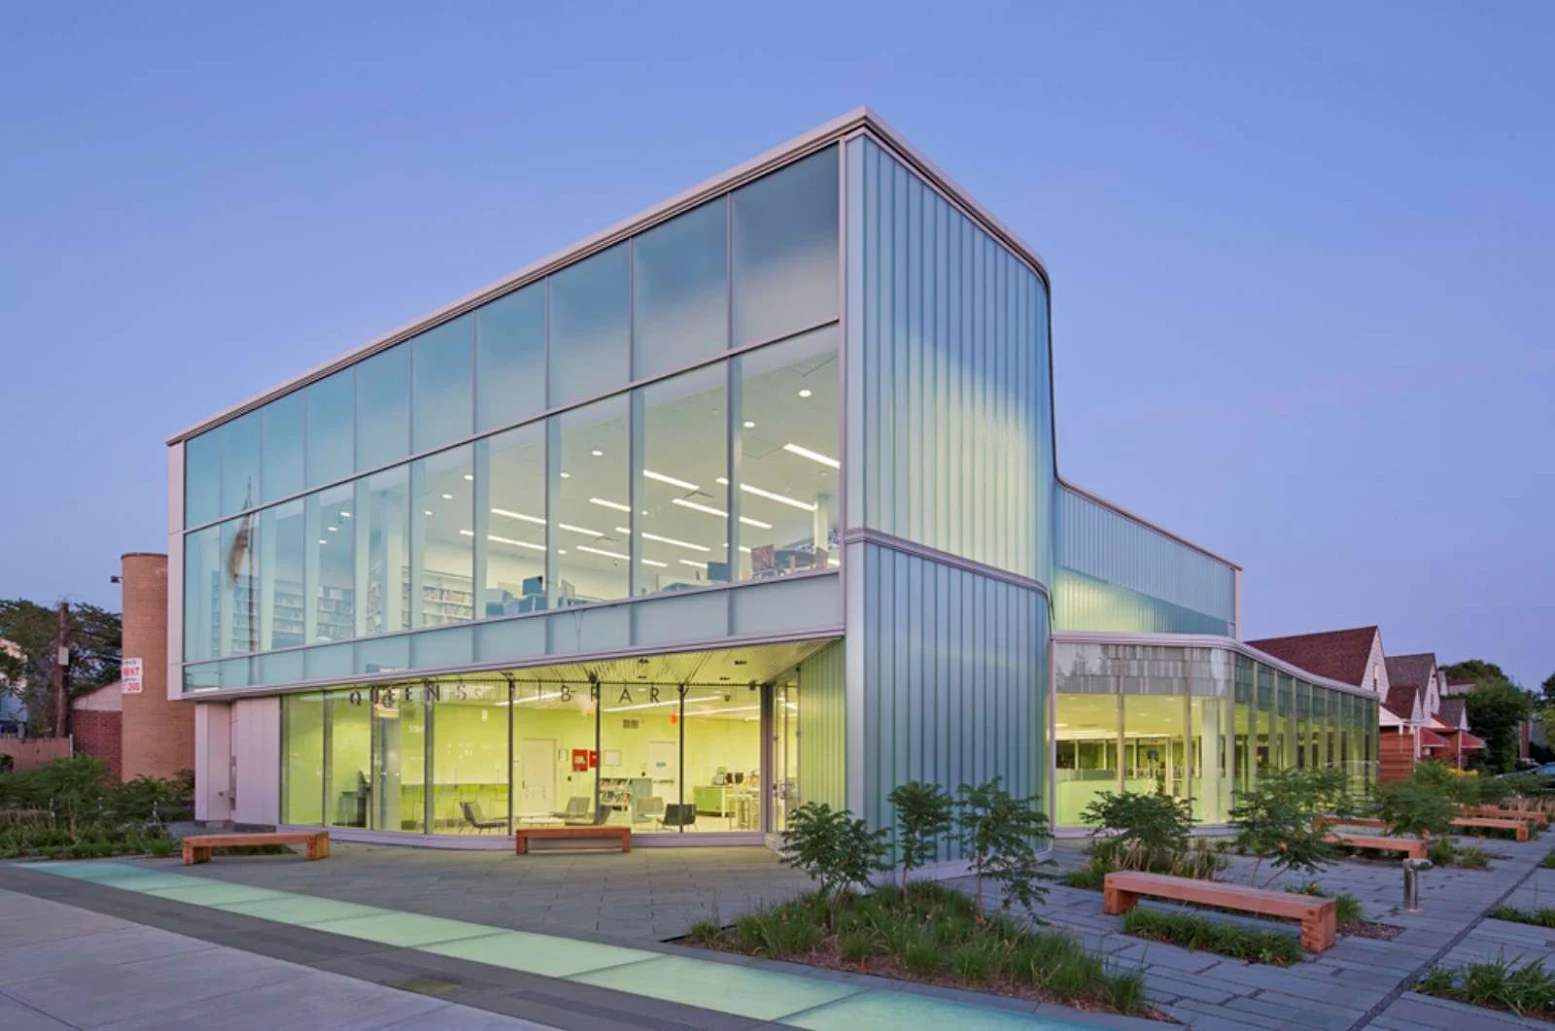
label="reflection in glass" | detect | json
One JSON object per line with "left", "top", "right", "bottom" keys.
{"left": 412, "top": 316, "right": 473, "bottom": 452}
{"left": 220, "top": 511, "right": 260, "bottom": 656}
{"left": 306, "top": 370, "right": 354, "bottom": 488}
{"left": 183, "top": 525, "right": 221, "bottom": 662}
{"left": 261, "top": 392, "right": 306, "bottom": 504}
{"left": 432, "top": 681, "right": 509, "bottom": 833}
{"left": 222, "top": 411, "right": 262, "bottom": 515}
{"left": 258, "top": 499, "right": 306, "bottom": 651}
{"left": 373, "top": 683, "right": 426, "bottom": 833}
{"left": 548, "top": 244, "right": 628, "bottom": 408}
{"left": 184, "top": 430, "right": 222, "bottom": 528}
{"left": 633, "top": 198, "right": 727, "bottom": 379}
{"left": 736, "top": 328, "right": 839, "bottom": 580}
{"left": 305, "top": 484, "right": 355, "bottom": 643}
{"left": 732, "top": 146, "right": 838, "bottom": 347}
{"left": 357, "top": 465, "right": 410, "bottom": 635}
{"left": 355, "top": 344, "right": 410, "bottom": 472}
{"left": 552, "top": 396, "right": 629, "bottom": 606}
{"left": 280, "top": 693, "right": 324, "bottom": 825}
{"left": 479, "top": 424, "right": 546, "bottom": 617}
{"left": 476, "top": 284, "right": 545, "bottom": 432}
{"left": 639, "top": 366, "right": 727, "bottom": 593}
{"left": 411, "top": 445, "right": 474, "bottom": 628}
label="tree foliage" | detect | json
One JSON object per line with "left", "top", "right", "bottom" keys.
{"left": 1376, "top": 763, "right": 1460, "bottom": 839}
{"left": 887, "top": 781, "right": 954, "bottom": 889}
{"left": 1079, "top": 789, "right": 1193, "bottom": 864}
{"left": 0, "top": 599, "right": 122, "bottom": 735}
{"left": 1465, "top": 678, "right": 1534, "bottom": 774}
{"left": 1542, "top": 672, "right": 1555, "bottom": 707}
{"left": 1229, "top": 769, "right": 1339, "bottom": 888}
{"left": 1441, "top": 659, "right": 1509, "bottom": 686}
{"left": 956, "top": 778, "right": 1054, "bottom": 914}
{"left": 780, "top": 803, "right": 890, "bottom": 907}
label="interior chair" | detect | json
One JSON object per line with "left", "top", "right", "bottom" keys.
{"left": 637, "top": 795, "right": 665, "bottom": 826}
{"left": 661, "top": 803, "right": 697, "bottom": 829}
{"left": 460, "top": 800, "right": 507, "bottom": 834}
{"left": 555, "top": 796, "right": 594, "bottom": 825}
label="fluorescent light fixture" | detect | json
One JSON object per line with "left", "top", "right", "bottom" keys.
{"left": 739, "top": 546, "right": 752, "bottom": 554}
{"left": 340, "top": 511, "right": 352, "bottom": 518}
{"left": 459, "top": 529, "right": 475, "bottom": 537}
{"left": 441, "top": 493, "right": 454, "bottom": 500}
{"left": 640, "top": 531, "right": 709, "bottom": 552}
{"left": 740, "top": 483, "right": 817, "bottom": 512}
{"left": 612, "top": 693, "right": 724, "bottom": 713}
{"left": 491, "top": 507, "right": 545, "bottom": 525}
{"left": 557, "top": 523, "right": 604, "bottom": 538}
{"left": 590, "top": 449, "right": 603, "bottom": 457}
{"left": 644, "top": 469, "right": 698, "bottom": 491}
{"left": 715, "top": 476, "right": 729, "bottom": 486}
{"left": 576, "top": 544, "right": 629, "bottom": 561}
{"left": 589, "top": 497, "right": 631, "bottom": 513}
{"left": 463, "top": 474, "right": 473, "bottom": 481}
{"left": 689, "top": 704, "right": 760, "bottom": 715}
{"left": 318, "top": 539, "right": 328, "bottom": 545}
{"left": 560, "top": 471, "right": 570, "bottom": 479}
{"left": 488, "top": 533, "right": 544, "bottom": 552}
{"left": 672, "top": 498, "right": 726, "bottom": 518}
{"left": 783, "top": 443, "right": 840, "bottom": 469}
{"left": 739, "top": 516, "right": 773, "bottom": 530}
{"left": 798, "top": 388, "right": 812, "bottom": 398}
{"left": 641, "top": 558, "right": 668, "bottom": 568}
{"left": 743, "top": 420, "right": 756, "bottom": 429}
{"left": 679, "top": 559, "right": 708, "bottom": 570}
{"left": 327, "top": 525, "right": 339, "bottom": 532}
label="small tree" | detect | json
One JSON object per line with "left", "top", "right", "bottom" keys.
{"left": 31, "top": 755, "right": 111, "bottom": 835}
{"left": 1079, "top": 789, "right": 1193, "bottom": 872}
{"left": 1465, "top": 679, "right": 1534, "bottom": 774}
{"left": 780, "top": 802, "right": 889, "bottom": 912}
{"left": 956, "top": 778, "right": 1054, "bottom": 914}
{"left": 887, "top": 781, "right": 954, "bottom": 890}
{"left": 1376, "top": 764, "right": 1460, "bottom": 839}
{"left": 1229, "top": 769, "right": 1337, "bottom": 888}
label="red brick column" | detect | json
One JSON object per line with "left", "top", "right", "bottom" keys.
{"left": 120, "top": 553, "right": 193, "bottom": 781}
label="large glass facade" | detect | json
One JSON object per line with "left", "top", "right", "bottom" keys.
{"left": 180, "top": 147, "right": 841, "bottom": 692}
{"left": 1054, "top": 641, "right": 1378, "bottom": 827}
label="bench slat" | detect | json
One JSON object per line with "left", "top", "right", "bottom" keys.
{"left": 514, "top": 825, "right": 631, "bottom": 855}
{"left": 1103, "top": 871, "right": 1337, "bottom": 953}
{"left": 182, "top": 831, "right": 328, "bottom": 865}
{"left": 1323, "top": 832, "right": 1427, "bottom": 859}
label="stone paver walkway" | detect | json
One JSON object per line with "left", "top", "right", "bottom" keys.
{"left": 972, "top": 833, "right": 1555, "bottom": 1030}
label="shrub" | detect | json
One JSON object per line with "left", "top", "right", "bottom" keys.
{"left": 1541, "top": 852, "right": 1555, "bottom": 870}
{"left": 780, "top": 803, "right": 889, "bottom": 908}
{"left": 1080, "top": 790, "right": 1193, "bottom": 865}
{"left": 1417, "top": 956, "right": 1555, "bottom": 1017}
{"left": 1285, "top": 883, "right": 1365, "bottom": 927}
{"left": 1122, "top": 908, "right": 1303, "bottom": 965}
{"left": 684, "top": 918, "right": 723, "bottom": 945}
{"left": 1489, "top": 904, "right": 1555, "bottom": 929}
{"left": 957, "top": 778, "right": 1054, "bottom": 913}
{"left": 887, "top": 781, "right": 954, "bottom": 890}
{"left": 1376, "top": 772, "right": 1457, "bottom": 840}
{"left": 1230, "top": 769, "right": 1339, "bottom": 887}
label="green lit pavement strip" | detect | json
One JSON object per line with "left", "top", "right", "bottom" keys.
{"left": 26, "top": 861, "right": 1107, "bottom": 1029}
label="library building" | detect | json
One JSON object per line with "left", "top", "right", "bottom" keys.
{"left": 168, "top": 109, "right": 1376, "bottom": 851}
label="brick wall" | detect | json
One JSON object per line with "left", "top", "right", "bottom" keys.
{"left": 120, "top": 553, "right": 193, "bottom": 780}
{"left": 72, "top": 710, "right": 123, "bottom": 781}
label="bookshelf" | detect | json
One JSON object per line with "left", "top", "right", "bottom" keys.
{"left": 366, "top": 566, "right": 477, "bottom": 630}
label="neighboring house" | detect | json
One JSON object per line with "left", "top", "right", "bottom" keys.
{"left": 1244, "top": 626, "right": 1390, "bottom": 698}
{"left": 70, "top": 681, "right": 124, "bottom": 781}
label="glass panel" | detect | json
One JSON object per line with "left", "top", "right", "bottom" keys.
{"left": 475, "top": 284, "right": 546, "bottom": 432}
{"left": 548, "top": 244, "right": 628, "bottom": 408}
{"left": 411, "top": 444, "right": 475, "bottom": 628}
{"left": 480, "top": 423, "right": 547, "bottom": 617}
{"left": 258, "top": 499, "right": 306, "bottom": 651}
{"left": 553, "top": 395, "right": 629, "bottom": 606}
{"left": 731, "top": 146, "right": 839, "bottom": 348}
{"left": 513, "top": 680, "right": 598, "bottom": 826}
{"left": 1255, "top": 664, "right": 1275, "bottom": 775}
{"left": 736, "top": 328, "right": 840, "bottom": 580}
{"left": 220, "top": 512, "right": 260, "bottom": 655}
{"left": 184, "top": 430, "right": 222, "bottom": 527}
{"left": 183, "top": 525, "right": 221, "bottom": 662}
{"left": 1234, "top": 657, "right": 1253, "bottom": 795}
{"left": 632, "top": 198, "right": 727, "bottom": 379}
{"left": 773, "top": 676, "right": 800, "bottom": 831}
{"left": 306, "top": 370, "right": 354, "bottom": 488}
{"left": 1121, "top": 663, "right": 1184, "bottom": 799}
{"left": 280, "top": 692, "right": 324, "bottom": 825}
{"left": 305, "top": 484, "right": 356, "bottom": 644}
{"left": 358, "top": 465, "right": 410, "bottom": 635}
{"left": 431, "top": 680, "right": 509, "bottom": 835}
{"left": 372, "top": 683, "right": 426, "bottom": 833}
{"left": 1295, "top": 680, "right": 1311, "bottom": 770}
{"left": 326, "top": 689, "right": 371, "bottom": 828}
{"left": 601, "top": 681, "right": 680, "bottom": 830}
{"left": 639, "top": 366, "right": 728, "bottom": 593}
{"left": 681, "top": 687, "right": 762, "bottom": 832}
{"left": 1276, "top": 673, "right": 1294, "bottom": 771}
{"left": 221, "top": 411, "right": 262, "bottom": 515}
{"left": 355, "top": 344, "right": 410, "bottom": 471}
{"left": 412, "top": 316, "right": 473, "bottom": 452}
{"left": 261, "top": 392, "right": 306, "bottom": 504}
{"left": 1053, "top": 643, "right": 1120, "bottom": 827}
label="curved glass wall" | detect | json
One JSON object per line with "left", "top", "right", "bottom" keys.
{"left": 181, "top": 147, "right": 841, "bottom": 693}
{"left": 1054, "top": 641, "right": 1378, "bottom": 827}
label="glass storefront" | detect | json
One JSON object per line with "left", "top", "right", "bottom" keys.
{"left": 1053, "top": 641, "right": 1378, "bottom": 827}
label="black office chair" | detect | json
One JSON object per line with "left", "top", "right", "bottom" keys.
{"left": 460, "top": 801, "right": 507, "bottom": 833}
{"left": 661, "top": 803, "right": 697, "bottom": 829}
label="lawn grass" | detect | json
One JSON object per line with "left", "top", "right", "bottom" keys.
{"left": 1417, "top": 957, "right": 1555, "bottom": 1018}
{"left": 1121, "top": 907, "right": 1304, "bottom": 965}
{"left": 686, "top": 883, "right": 1146, "bottom": 1015}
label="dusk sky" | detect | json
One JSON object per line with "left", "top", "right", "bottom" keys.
{"left": 2, "top": 3, "right": 1549, "bottom": 686}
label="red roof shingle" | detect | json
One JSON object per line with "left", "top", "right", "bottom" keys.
{"left": 1245, "top": 626, "right": 1380, "bottom": 688}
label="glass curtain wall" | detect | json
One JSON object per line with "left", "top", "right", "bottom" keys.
{"left": 181, "top": 146, "right": 841, "bottom": 692}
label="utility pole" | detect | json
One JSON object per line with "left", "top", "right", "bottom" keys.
{"left": 52, "top": 602, "right": 70, "bottom": 739}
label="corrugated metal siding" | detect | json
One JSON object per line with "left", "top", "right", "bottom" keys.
{"left": 1055, "top": 486, "right": 1235, "bottom": 633}
{"left": 846, "top": 137, "right": 1053, "bottom": 585}
{"left": 797, "top": 640, "right": 846, "bottom": 810}
{"left": 859, "top": 543, "right": 1048, "bottom": 861}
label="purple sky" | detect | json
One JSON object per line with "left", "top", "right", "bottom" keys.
{"left": 2, "top": 3, "right": 1550, "bottom": 686}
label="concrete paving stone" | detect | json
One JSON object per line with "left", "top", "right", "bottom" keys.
{"left": 1381, "top": 992, "right": 1546, "bottom": 1029}
{"left": 1167, "top": 1000, "right": 1287, "bottom": 1030}
{"left": 0, "top": 993, "right": 75, "bottom": 1031}
{"left": 1132, "top": 970, "right": 1241, "bottom": 1004}
{"left": 1233, "top": 990, "right": 1367, "bottom": 1025}
{"left": 0, "top": 923, "right": 210, "bottom": 986}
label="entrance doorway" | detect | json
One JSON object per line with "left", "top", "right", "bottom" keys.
{"left": 516, "top": 738, "right": 556, "bottom": 816}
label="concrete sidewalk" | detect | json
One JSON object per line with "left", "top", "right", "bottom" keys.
{"left": 0, "top": 886, "right": 551, "bottom": 1030}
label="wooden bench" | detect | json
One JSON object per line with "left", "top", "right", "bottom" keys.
{"left": 1314, "top": 815, "right": 1388, "bottom": 831}
{"left": 514, "top": 825, "right": 631, "bottom": 855}
{"left": 182, "top": 831, "right": 329, "bottom": 866}
{"left": 1464, "top": 807, "right": 1549, "bottom": 826}
{"left": 1452, "top": 817, "right": 1529, "bottom": 842}
{"left": 1103, "top": 871, "right": 1337, "bottom": 953}
{"left": 1322, "top": 832, "right": 1427, "bottom": 859}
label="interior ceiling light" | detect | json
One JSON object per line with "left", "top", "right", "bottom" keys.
{"left": 492, "top": 507, "right": 545, "bottom": 525}
{"left": 715, "top": 477, "right": 729, "bottom": 486}
{"left": 327, "top": 525, "right": 339, "bottom": 532}
{"left": 441, "top": 493, "right": 454, "bottom": 500}
{"left": 798, "top": 388, "right": 813, "bottom": 398}
{"left": 739, "top": 483, "right": 817, "bottom": 512}
{"left": 488, "top": 533, "right": 544, "bottom": 552}
{"left": 340, "top": 511, "right": 352, "bottom": 518}
{"left": 590, "top": 449, "right": 604, "bottom": 457}
{"left": 783, "top": 443, "right": 840, "bottom": 469}
{"left": 560, "top": 471, "right": 571, "bottom": 479}
{"left": 589, "top": 497, "right": 631, "bottom": 513}
{"left": 557, "top": 522, "right": 604, "bottom": 538}
{"left": 644, "top": 469, "right": 698, "bottom": 491}
{"left": 679, "top": 558, "right": 708, "bottom": 570}
{"left": 576, "top": 544, "right": 629, "bottom": 562}
{"left": 641, "top": 531, "right": 709, "bottom": 552}
{"left": 463, "top": 474, "right": 474, "bottom": 481}
{"left": 672, "top": 498, "right": 727, "bottom": 518}
{"left": 738, "top": 516, "right": 773, "bottom": 530}
{"left": 743, "top": 420, "right": 756, "bottom": 429}
{"left": 423, "top": 510, "right": 433, "bottom": 517}
{"left": 318, "top": 538, "right": 328, "bottom": 545}
{"left": 459, "top": 529, "right": 475, "bottom": 536}
{"left": 612, "top": 693, "right": 723, "bottom": 713}
{"left": 641, "top": 558, "right": 668, "bottom": 568}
